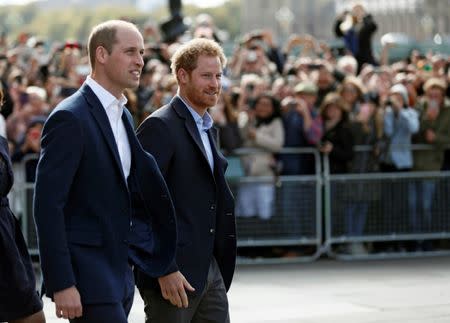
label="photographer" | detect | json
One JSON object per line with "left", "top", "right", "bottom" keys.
{"left": 280, "top": 81, "right": 322, "bottom": 175}
{"left": 380, "top": 84, "right": 419, "bottom": 172}
{"left": 409, "top": 78, "right": 450, "bottom": 235}
{"left": 11, "top": 116, "right": 45, "bottom": 182}
{"left": 230, "top": 30, "right": 283, "bottom": 79}
{"left": 378, "top": 84, "right": 418, "bottom": 245}
{"left": 334, "top": 3, "right": 378, "bottom": 72}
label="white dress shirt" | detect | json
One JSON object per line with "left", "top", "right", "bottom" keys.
{"left": 85, "top": 76, "right": 131, "bottom": 180}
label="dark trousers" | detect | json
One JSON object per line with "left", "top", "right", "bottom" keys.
{"left": 139, "top": 258, "right": 230, "bottom": 323}
{"left": 70, "top": 265, "right": 134, "bottom": 323}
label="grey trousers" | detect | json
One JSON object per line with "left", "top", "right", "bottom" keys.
{"left": 139, "top": 258, "right": 230, "bottom": 323}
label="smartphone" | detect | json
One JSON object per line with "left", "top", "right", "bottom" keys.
{"left": 245, "top": 83, "right": 255, "bottom": 94}
{"left": 428, "top": 99, "right": 439, "bottom": 112}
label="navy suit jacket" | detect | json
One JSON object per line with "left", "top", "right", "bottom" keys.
{"left": 136, "top": 96, "right": 236, "bottom": 294}
{"left": 33, "top": 83, "right": 177, "bottom": 303}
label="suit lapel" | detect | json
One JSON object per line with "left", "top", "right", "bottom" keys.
{"left": 171, "top": 96, "right": 211, "bottom": 169}
{"left": 185, "top": 117, "right": 209, "bottom": 165}
{"left": 122, "top": 111, "right": 155, "bottom": 216}
{"left": 81, "top": 84, "right": 125, "bottom": 184}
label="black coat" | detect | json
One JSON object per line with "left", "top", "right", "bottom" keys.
{"left": 136, "top": 96, "right": 236, "bottom": 294}
{"left": 334, "top": 13, "right": 378, "bottom": 68}
{"left": 0, "top": 135, "right": 43, "bottom": 320}
{"left": 322, "top": 119, "right": 354, "bottom": 174}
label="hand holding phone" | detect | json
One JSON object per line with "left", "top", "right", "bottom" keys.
{"left": 426, "top": 99, "right": 439, "bottom": 121}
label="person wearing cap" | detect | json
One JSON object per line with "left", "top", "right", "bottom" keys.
{"left": 408, "top": 78, "right": 450, "bottom": 235}
{"left": 413, "top": 77, "right": 450, "bottom": 172}
{"left": 277, "top": 82, "right": 322, "bottom": 250}
{"left": 280, "top": 81, "right": 321, "bottom": 175}
{"left": 377, "top": 83, "right": 418, "bottom": 243}
{"left": 379, "top": 83, "right": 419, "bottom": 172}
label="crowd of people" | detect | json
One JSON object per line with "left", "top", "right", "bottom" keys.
{"left": 0, "top": 4, "right": 449, "bottom": 255}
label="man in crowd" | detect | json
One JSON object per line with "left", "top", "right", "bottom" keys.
{"left": 136, "top": 38, "right": 236, "bottom": 323}
{"left": 34, "top": 20, "right": 176, "bottom": 322}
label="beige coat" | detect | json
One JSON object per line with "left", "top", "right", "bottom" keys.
{"left": 239, "top": 116, "right": 285, "bottom": 176}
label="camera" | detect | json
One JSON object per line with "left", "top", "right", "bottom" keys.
{"left": 246, "top": 50, "right": 258, "bottom": 63}
{"left": 307, "top": 63, "right": 322, "bottom": 70}
{"left": 245, "top": 83, "right": 255, "bottom": 94}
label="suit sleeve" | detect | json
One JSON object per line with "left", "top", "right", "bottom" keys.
{"left": 136, "top": 116, "right": 179, "bottom": 275}
{"left": 33, "top": 109, "right": 83, "bottom": 295}
{"left": 136, "top": 117, "right": 174, "bottom": 177}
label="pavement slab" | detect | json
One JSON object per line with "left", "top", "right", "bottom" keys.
{"left": 39, "top": 256, "right": 450, "bottom": 322}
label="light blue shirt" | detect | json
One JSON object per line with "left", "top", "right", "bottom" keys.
{"left": 383, "top": 107, "right": 419, "bottom": 169}
{"left": 177, "top": 95, "right": 214, "bottom": 172}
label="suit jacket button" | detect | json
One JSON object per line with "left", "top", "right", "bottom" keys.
{"left": 210, "top": 204, "right": 216, "bottom": 210}
{"left": 209, "top": 228, "right": 215, "bottom": 234}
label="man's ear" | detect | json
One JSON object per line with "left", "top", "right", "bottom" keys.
{"left": 177, "top": 68, "right": 189, "bottom": 85}
{"left": 95, "top": 46, "right": 108, "bottom": 65}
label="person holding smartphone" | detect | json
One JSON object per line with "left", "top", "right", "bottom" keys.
{"left": 11, "top": 116, "right": 46, "bottom": 182}
{"left": 409, "top": 78, "right": 450, "bottom": 239}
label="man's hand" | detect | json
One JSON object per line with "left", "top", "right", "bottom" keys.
{"left": 158, "top": 271, "right": 195, "bottom": 308}
{"left": 53, "top": 286, "right": 82, "bottom": 319}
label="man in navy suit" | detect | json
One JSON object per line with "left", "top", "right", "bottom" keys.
{"left": 136, "top": 38, "right": 236, "bottom": 322}
{"left": 33, "top": 20, "right": 177, "bottom": 322}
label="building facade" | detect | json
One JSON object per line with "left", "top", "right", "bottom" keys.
{"left": 241, "top": 0, "right": 450, "bottom": 42}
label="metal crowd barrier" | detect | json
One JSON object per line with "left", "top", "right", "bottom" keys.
{"left": 10, "top": 146, "right": 450, "bottom": 264}
{"left": 11, "top": 153, "right": 40, "bottom": 256}
{"left": 324, "top": 145, "right": 450, "bottom": 260}
{"left": 227, "top": 147, "right": 323, "bottom": 264}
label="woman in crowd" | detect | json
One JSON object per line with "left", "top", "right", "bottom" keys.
{"left": 319, "top": 92, "right": 354, "bottom": 252}
{"left": 319, "top": 92, "right": 354, "bottom": 174}
{"left": 236, "top": 93, "right": 284, "bottom": 220}
{"left": 339, "top": 76, "right": 366, "bottom": 120}
{"left": 209, "top": 91, "right": 242, "bottom": 154}
{"left": 345, "top": 91, "right": 382, "bottom": 253}
{"left": 0, "top": 87, "right": 45, "bottom": 323}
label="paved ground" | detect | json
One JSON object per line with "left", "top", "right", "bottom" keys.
{"left": 40, "top": 256, "right": 450, "bottom": 322}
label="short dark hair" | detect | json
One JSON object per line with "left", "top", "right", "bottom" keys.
{"left": 87, "top": 20, "right": 138, "bottom": 70}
